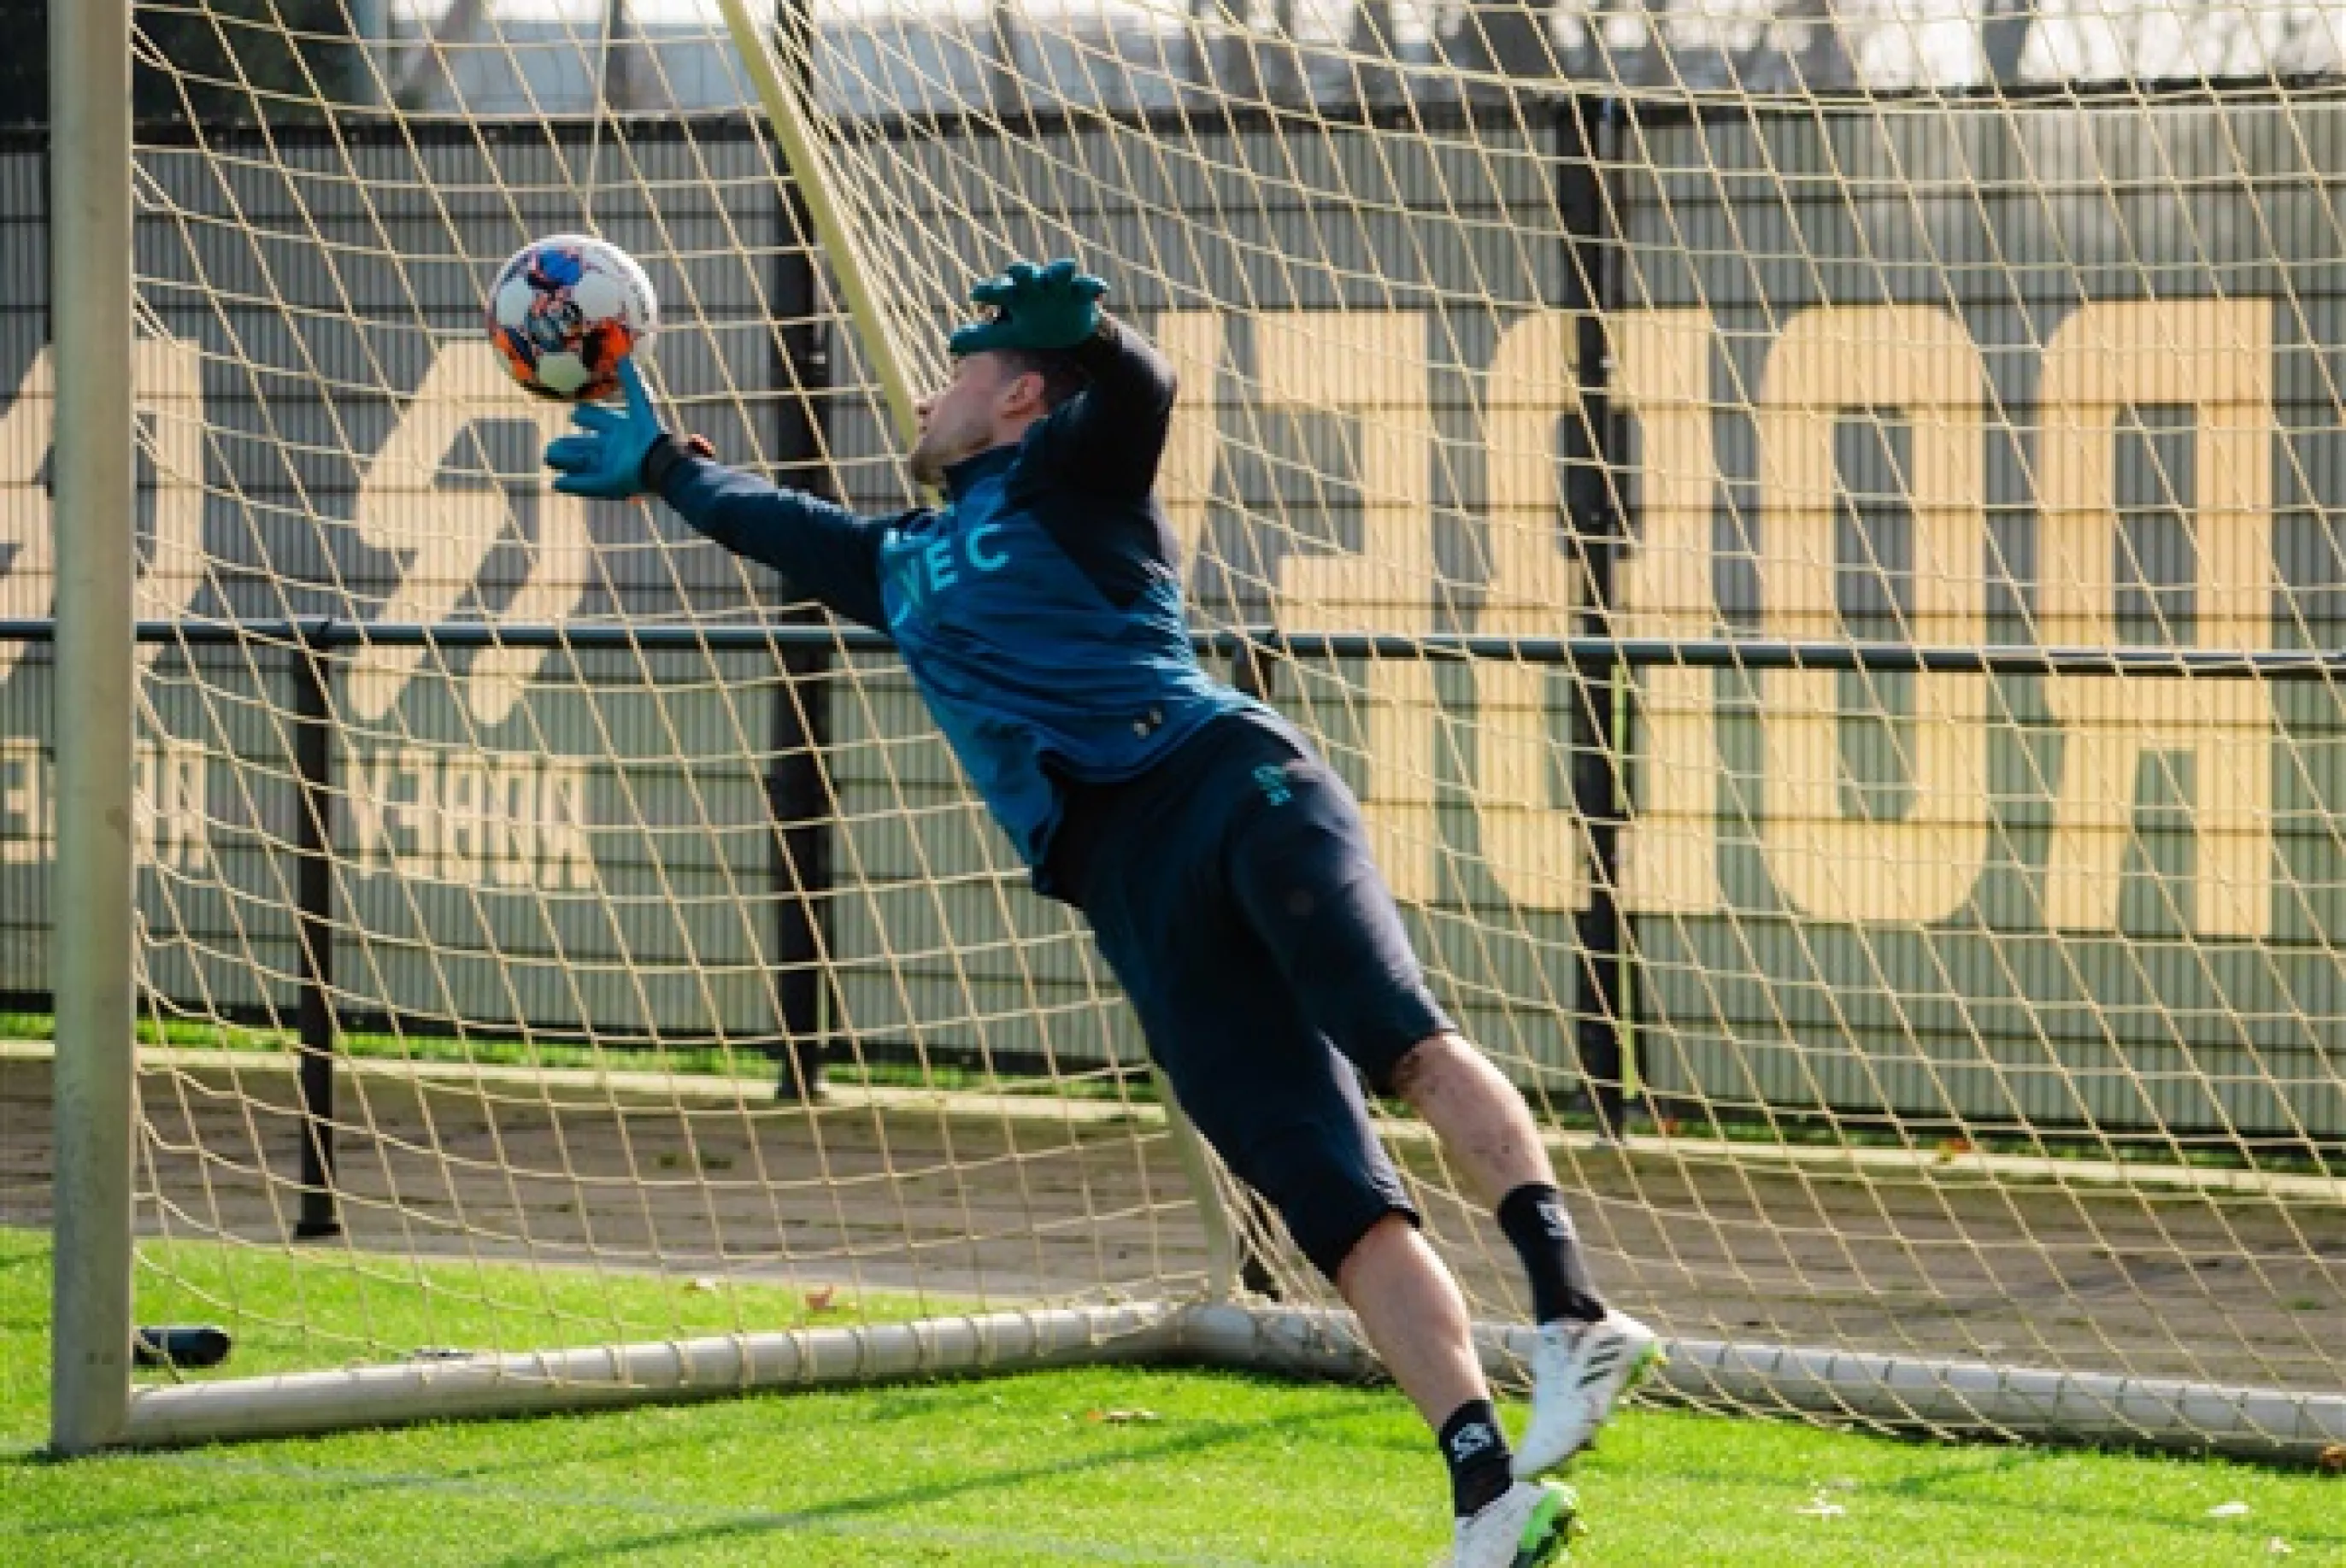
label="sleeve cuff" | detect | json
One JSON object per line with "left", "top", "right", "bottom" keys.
{"left": 1067, "top": 314, "right": 1123, "bottom": 373}
{"left": 641, "top": 434, "right": 702, "bottom": 497}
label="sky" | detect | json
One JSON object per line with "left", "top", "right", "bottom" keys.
{"left": 384, "top": 0, "right": 2346, "bottom": 87}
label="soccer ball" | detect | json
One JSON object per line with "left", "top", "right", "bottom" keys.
{"left": 486, "top": 234, "right": 657, "bottom": 402}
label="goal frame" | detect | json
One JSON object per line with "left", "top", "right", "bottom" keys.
{"left": 38, "top": 1, "right": 2346, "bottom": 1469}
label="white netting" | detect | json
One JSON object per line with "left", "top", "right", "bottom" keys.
{"left": 2, "top": 0, "right": 2339, "bottom": 1449}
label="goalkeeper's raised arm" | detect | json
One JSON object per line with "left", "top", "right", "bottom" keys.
{"left": 928, "top": 257, "right": 1179, "bottom": 496}
{"left": 545, "top": 260, "right": 1234, "bottom": 878}
{"left": 539, "top": 258, "right": 1178, "bottom": 632}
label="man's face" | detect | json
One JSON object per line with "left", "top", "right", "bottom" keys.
{"left": 908, "top": 353, "right": 1039, "bottom": 485}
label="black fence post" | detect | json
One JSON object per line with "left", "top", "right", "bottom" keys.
{"left": 1562, "top": 97, "right": 1632, "bottom": 1136}
{"left": 291, "top": 622, "right": 340, "bottom": 1238}
{"left": 767, "top": 643, "right": 832, "bottom": 1103}
{"left": 767, "top": 112, "right": 836, "bottom": 1103}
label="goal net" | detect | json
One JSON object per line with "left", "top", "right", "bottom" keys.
{"left": 9, "top": 0, "right": 2342, "bottom": 1458}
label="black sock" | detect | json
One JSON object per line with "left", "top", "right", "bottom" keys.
{"left": 1496, "top": 1183, "right": 1605, "bottom": 1324}
{"left": 1437, "top": 1399, "right": 1515, "bottom": 1518}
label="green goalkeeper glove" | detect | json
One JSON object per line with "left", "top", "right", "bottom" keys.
{"left": 948, "top": 258, "right": 1106, "bottom": 356}
{"left": 543, "top": 359, "right": 716, "bottom": 498}
{"left": 544, "top": 358, "right": 667, "bottom": 499}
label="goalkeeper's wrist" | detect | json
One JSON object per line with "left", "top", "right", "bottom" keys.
{"left": 641, "top": 432, "right": 708, "bottom": 495}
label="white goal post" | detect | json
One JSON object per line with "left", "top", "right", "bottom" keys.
{"left": 22, "top": 0, "right": 2346, "bottom": 1465}
{"left": 48, "top": 0, "right": 140, "bottom": 1459}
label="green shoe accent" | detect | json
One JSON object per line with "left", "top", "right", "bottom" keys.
{"left": 1579, "top": 1343, "right": 1661, "bottom": 1462}
{"left": 1512, "top": 1484, "right": 1581, "bottom": 1567}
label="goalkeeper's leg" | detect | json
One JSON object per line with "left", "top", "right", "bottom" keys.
{"left": 1082, "top": 866, "right": 1577, "bottom": 1559}
{"left": 1338, "top": 1214, "right": 1583, "bottom": 1567}
{"left": 1388, "top": 1036, "right": 1659, "bottom": 1477}
{"left": 1217, "top": 750, "right": 1656, "bottom": 1476}
{"left": 1167, "top": 1041, "right": 1583, "bottom": 1563}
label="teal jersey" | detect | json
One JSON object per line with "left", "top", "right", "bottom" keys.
{"left": 653, "top": 318, "right": 1259, "bottom": 890}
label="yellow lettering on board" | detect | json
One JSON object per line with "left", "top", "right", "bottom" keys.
{"left": 1757, "top": 305, "right": 1989, "bottom": 924}
{"left": 0, "top": 738, "right": 44, "bottom": 864}
{"left": 2037, "top": 299, "right": 2274, "bottom": 937}
{"left": 1612, "top": 309, "right": 1724, "bottom": 916}
{"left": 1, "top": 338, "right": 208, "bottom": 683}
{"left": 493, "top": 758, "right": 540, "bottom": 888}
{"left": 349, "top": 343, "right": 591, "bottom": 725}
{"left": 0, "top": 354, "right": 53, "bottom": 687}
{"left": 542, "top": 761, "right": 597, "bottom": 892}
{"left": 132, "top": 738, "right": 210, "bottom": 874}
{"left": 133, "top": 337, "right": 208, "bottom": 667}
{"left": 441, "top": 760, "right": 486, "bottom": 885}
{"left": 1153, "top": 311, "right": 1223, "bottom": 573}
{"left": 1474, "top": 310, "right": 1585, "bottom": 913}
{"left": 394, "top": 749, "right": 440, "bottom": 877}
{"left": 1259, "top": 314, "right": 1439, "bottom": 903}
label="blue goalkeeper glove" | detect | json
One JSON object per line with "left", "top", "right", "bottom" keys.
{"left": 948, "top": 258, "right": 1106, "bottom": 356}
{"left": 544, "top": 357, "right": 666, "bottom": 499}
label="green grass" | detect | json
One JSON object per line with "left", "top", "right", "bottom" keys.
{"left": 2, "top": 1231, "right": 2339, "bottom": 1565}
{"left": 117, "top": 1236, "right": 973, "bottom": 1394}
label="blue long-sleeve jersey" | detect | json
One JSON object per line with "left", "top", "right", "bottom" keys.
{"left": 651, "top": 318, "right": 1259, "bottom": 892}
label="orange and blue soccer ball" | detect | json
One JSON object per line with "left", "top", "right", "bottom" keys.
{"left": 487, "top": 234, "right": 657, "bottom": 402}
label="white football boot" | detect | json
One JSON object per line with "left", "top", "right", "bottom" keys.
{"left": 1449, "top": 1480, "right": 1579, "bottom": 1568}
{"left": 1511, "top": 1311, "right": 1661, "bottom": 1479}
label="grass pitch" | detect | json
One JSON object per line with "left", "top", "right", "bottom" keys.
{"left": 2, "top": 1231, "right": 2338, "bottom": 1565}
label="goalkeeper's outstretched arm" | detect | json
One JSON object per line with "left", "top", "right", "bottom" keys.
{"left": 644, "top": 441, "right": 895, "bottom": 631}
{"left": 543, "top": 358, "right": 895, "bottom": 631}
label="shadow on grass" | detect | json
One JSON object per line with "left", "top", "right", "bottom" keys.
{"left": 463, "top": 1403, "right": 1324, "bottom": 1567}
{"left": 480, "top": 1509, "right": 1275, "bottom": 1567}
{"left": 5, "top": 1376, "right": 1044, "bottom": 1520}
{"left": 1, "top": 1385, "right": 1363, "bottom": 1567}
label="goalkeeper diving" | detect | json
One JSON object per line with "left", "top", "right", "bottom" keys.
{"left": 544, "top": 259, "right": 1657, "bottom": 1567}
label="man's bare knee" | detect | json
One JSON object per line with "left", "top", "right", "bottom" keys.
{"left": 1333, "top": 1211, "right": 1419, "bottom": 1295}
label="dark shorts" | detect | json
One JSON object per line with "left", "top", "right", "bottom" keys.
{"left": 1055, "top": 711, "right": 1453, "bottom": 1280}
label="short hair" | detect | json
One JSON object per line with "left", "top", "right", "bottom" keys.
{"left": 992, "top": 347, "right": 1091, "bottom": 411}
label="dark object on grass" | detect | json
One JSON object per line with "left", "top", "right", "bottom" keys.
{"left": 132, "top": 1325, "right": 232, "bottom": 1370}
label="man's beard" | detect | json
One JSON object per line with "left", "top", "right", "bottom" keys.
{"left": 908, "top": 426, "right": 960, "bottom": 486}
